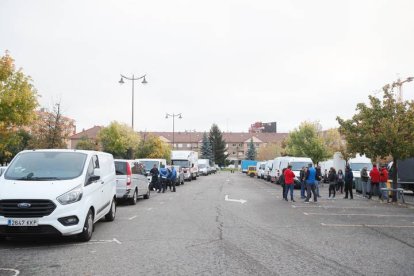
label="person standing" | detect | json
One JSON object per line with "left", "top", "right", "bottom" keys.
{"left": 379, "top": 165, "right": 389, "bottom": 201}
{"left": 337, "top": 169, "right": 345, "bottom": 194}
{"left": 305, "top": 163, "right": 317, "bottom": 203}
{"left": 150, "top": 164, "right": 160, "bottom": 192}
{"left": 328, "top": 167, "right": 337, "bottom": 198}
{"left": 279, "top": 168, "right": 286, "bottom": 200}
{"left": 315, "top": 165, "right": 322, "bottom": 198}
{"left": 344, "top": 165, "right": 354, "bottom": 199}
{"left": 168, "top": 166, "right": 177, "bottom": 192}
{"left": 284, "top": 165, "right": 296, "bottom": 202}
{"left": 360, "top": 167, "right": 369, "bottom": 198}
{"left": 299, "top": 166, "right": 307, "bottom": 199}
{"left": 369, "top": 164, "right": 380, "bottom": 199}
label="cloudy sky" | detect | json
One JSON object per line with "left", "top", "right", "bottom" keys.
{"left": 1, "top": 0, "right": 413, "bottom": 133}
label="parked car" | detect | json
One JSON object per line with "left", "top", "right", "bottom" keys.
{"left": 0, "top": 166, "right": 7, "bottom": 176}
{"left": 115, "top": 159, "right": 150, "bottom": 205}
{"left": 0, "top": 149, "right": 116, "bottom": 242}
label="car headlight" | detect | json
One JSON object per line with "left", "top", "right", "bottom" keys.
{"left": 57, "top": 185, "right": 83, "bottom": 205}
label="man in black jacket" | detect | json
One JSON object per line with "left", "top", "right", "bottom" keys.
{"left": 150, "top": 164, "right": 160, "bottom": 192}
{"left": 344, "top": 165, "right": 354, "bottom": 199}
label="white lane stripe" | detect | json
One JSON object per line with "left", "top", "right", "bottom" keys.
{"left": 321, "top": 223, "right": 414, "bottom": 228}
{"left": 306, "top": 213, "right": 414, "bottom": 218}
{"left": 113, "top": 238, "right": 122, "bottom": 244}
{"left": 0, "top": 269, "right": 20, "bottom": 276}
{"left": 128, "top": 215, "right": 137, "bottom": 220}
{"left": 293, "top": 205, "right": 390, "bottom": 209}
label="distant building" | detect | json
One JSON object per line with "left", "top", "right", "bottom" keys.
{"left": 69, "top": 126, "right": 102, "bottom": 149}
{"left": 249, "top": 121, "right": 277, "bottom": 133}
{"left": 149, "top": 131, "right": 287, "bottom": 163}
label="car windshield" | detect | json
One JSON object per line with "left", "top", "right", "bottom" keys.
{"left": 141, "top": 161, "right": 159, "bottom": 172}
{"left": 350, "top": 163, "right": 373, "bottom": 171}
{"left": 172, "top": 160, "right": 190, "bottom": 168}
{"left": 290, "top": 162, "right": 310, "bottom": 171}
{"left": 4, "top": 151, "right": 87, "bottom": 181}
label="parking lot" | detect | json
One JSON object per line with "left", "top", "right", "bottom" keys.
{"left": 0, "top": 172, "right": 413, "bottom": 276}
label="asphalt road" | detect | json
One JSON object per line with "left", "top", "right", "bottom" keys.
{"left": 1, "top": 172, "right": 414, "bottom": 276}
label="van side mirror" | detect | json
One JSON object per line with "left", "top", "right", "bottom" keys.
{"left": 93, "top": 168, "right": 101, "bottom": 177}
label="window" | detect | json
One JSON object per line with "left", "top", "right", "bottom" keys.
{"left": 178, "top": 144, "right": 183, "bottom": 148}
{"left": 239, "top": 143, "right": 243, "bottom": 147}
{"left": 233, "top": 144, "right": 236, "bottom": 147}
{"left": 187, "top": 144, "right": 191, "bottom": 148}
{"left": 92, "top": 155, "right": 100, "bottom": 169}
{"left": 131, "top": 162, "right": 139, "bottom": 174}
{"left": 232, "top": 152, "right": 236, "bottom": 155}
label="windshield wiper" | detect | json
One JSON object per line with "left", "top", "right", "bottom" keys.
{"left": 16, "top": 176, "right": 61, "bottom": 181}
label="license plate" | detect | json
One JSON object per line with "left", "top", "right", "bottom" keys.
{"left": 7, "top": 218, "right": 39, "bottom": 227}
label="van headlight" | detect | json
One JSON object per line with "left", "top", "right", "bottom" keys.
{"left": 57, "top": 185, "right": 83, "bottom": 205}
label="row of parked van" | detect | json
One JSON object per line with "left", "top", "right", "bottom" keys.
{"left": 255, "top": 156, "right": 314, "bottom": 188}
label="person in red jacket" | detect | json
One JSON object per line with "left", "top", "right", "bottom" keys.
{"left": 369, "top": 164, "right": 380, "bottom": 199}
{"left": 284, "top": 165, "right": 296, "bottom": 202}
{"left": 379, "top": 165, "right": 389, "bottom": 201}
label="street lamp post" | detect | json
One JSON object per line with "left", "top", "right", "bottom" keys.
{"left": 391, "top": 77, "right": 414, "bottom": 102}
{"left": 119, "top": 74, "right": 147, "bottom": 130}
{"left": 165, "top": 113, "right": 182, "bottom": 149}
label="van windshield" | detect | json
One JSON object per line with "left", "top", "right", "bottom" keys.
{"left": 350, "top": 163, "right": 373, "bottom": 171}
{"left": 290, "top": 162, "right": 310, "bottom": 171}
{"left": 4, "top": 151, "right": 87, "bottom": 181}
{"left": 172, "top": 160, "right": 190, "bottom": 168}
{"left": 140, "top": 161, "right": 159, "bottom": 172}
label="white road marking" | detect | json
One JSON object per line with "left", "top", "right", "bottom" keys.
{"left": 0, "top": 269, "right": 20, "bottom": 276}
{"left": 303, "top": 212, "right": 309, "bottom": 216}
{"left": 321, "top": 223, "right": 414, "bottom": 228}
{"left": 225, "top": 195, "right": 247, "bottom": 204}
{"left": 146, "top": 208, "right": 153, "bottom": 211}
{"left": 293, "top": 205, "right": 388, "bottom": 209}
{"left": 113, "top": 238, "right": 122, "bottom": 245}
{"left": 305, "top": 212, "right": 414, "bottom": 218}
{"left": 128, "top": 215, "right": 137, "bottom": 220}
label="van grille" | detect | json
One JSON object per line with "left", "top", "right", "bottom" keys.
{"left": 0, "top": 200, "right": 56, "bottom": 218}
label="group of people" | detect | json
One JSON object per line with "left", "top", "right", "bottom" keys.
{"left": 149, "top": 164, "right": 177, "bottom": 193}
{"left": 279, "top": 162, "right": 389, "bottom": 202}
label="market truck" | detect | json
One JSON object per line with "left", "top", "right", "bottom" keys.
{"left": 171, "top": 150, "right": 199, "bottom": 180}
{"left": 241, "top": 160, "right": 258, "bottom": 173}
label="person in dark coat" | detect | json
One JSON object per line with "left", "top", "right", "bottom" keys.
{"left": 344, "top": 165, "right": 354, "bottom": 199}
{"left": 328, "top": 167, "right": 337, "bottom": 198}
{"left": 149, "top": 164, "right": 160, "bottom": 192}
{"left": 279, "top": 168, "right": 286, "bottom": 200}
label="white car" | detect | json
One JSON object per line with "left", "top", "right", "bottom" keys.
{"left": 0, "top": 149, "right": 117, "bottom": 242}
{"left": 115, "top": 159, "right": 150, "bottom": 204}
{"left": 0, "top": 166, "right": 7, "bottom": 176}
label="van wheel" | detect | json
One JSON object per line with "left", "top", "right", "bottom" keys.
{"left": 143, "top": 189, "right": 150, "bottom": 199}
{"left": 129, "top": 189, "right": 137, "bottom": 205}
{"left": 105, "top": 199, "right": 116, "bottom": 221}
{"left": 78, "top": 209, "right": 94, "bottom": 242}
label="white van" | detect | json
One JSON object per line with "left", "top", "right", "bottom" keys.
{"left": 264, "top": 160, "right": 273, "bottom": 181}
{"left": 349, "top": 154, "right": 373, "bottom": 179}
{"left": 270, "top": 156, "right": 313, "bottom": 185}
{"left": 270, "top": 157, "right": 286, "bottom": 183}
{"left": 171, "top": 151, "right": 198, "bottom": 181}
{"left": 0, "top": 149, "right": 116, "bottom": 242}
{"left": 256, "top": 162, "right": 266, "bottom": 179}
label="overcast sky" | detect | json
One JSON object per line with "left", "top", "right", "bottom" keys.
{"left": 1, "top": 0, "right": 413, "bottom": 133}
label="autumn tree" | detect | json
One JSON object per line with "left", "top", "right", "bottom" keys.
{"left": 75, "top": 136, "right": 100, "bottom": 151}
{"left": 98, "top": 121, "right": 140, "bottom": 159}
{"left": 135, "top": 134, "right": 171, "bottom": 161}
{"left": 257, "top": 143, "right": 282, "bottom": 161}
{"left": 29, "top": 103, "right": 75, "bottom": 149}
{"left": 337, "top": 86, "right": 414, "bottom": 202}
{"left": 0, "top": 51, "right": 38, "bottom": 163}
{"left": 284, "top": 121, "right": 329, "bottom": 164}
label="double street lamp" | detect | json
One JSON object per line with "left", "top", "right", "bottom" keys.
{"left": 166, "top": 113, "right": 182, "bottom": 148}
{"left": 119, "top": 74, "right": 147, "bottom": 130}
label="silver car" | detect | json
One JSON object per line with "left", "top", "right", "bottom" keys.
{"left": 171, "top": 165, "right": 185, "bottom": 186}
{"left": 114, "top": 160, "right": 150, "bottom": 205}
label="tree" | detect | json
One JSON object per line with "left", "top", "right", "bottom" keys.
{"left": 0, "top": 130, "right": 31, "bottom": 165}
{"left": 200, "top": 132, "right": 213, "bottom": 161}
{"left": 0, "top": 51, "right": 38, "bottom": 162}
{"left": 75, "top": 136, "right": 100, "bottom": 151}
{"left": 337, "top": 86, "right": 414, "bottom": 202}
{"left": 284, "top": 121, "right": 329, "bottom": 164}
{"left": 209, "top": 124, "right": 227, "bottom": 166}
{"left": 135, "top": 134, "right": 171, "bottom": 161}
{"left": 257, "top": 143, "right": 282, "bottom": 161}
{"left": 98, "top": 121, "right": 140, "bottom": 159}
{"left": 246, "top": 138, "right": 257, "bottom": 160}
{"left": 29, "top": 103, "right": 75, "bottom": 149}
